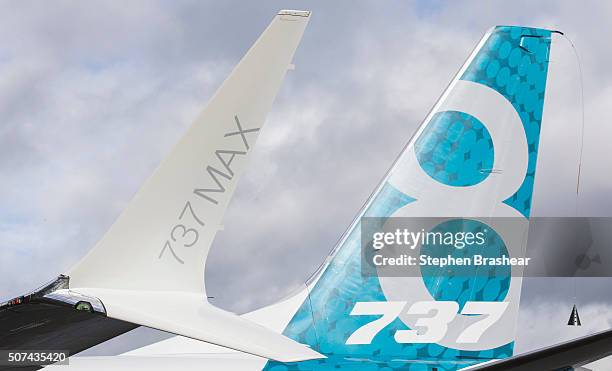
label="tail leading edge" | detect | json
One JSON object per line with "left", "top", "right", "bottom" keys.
{"left": 266, "top": 25, "right": 555, "bottom": 369}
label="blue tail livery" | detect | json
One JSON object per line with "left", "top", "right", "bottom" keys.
{"left": 264, "top": 25, "right": 554, "bottom": 370}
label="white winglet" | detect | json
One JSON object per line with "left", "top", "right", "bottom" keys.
{"left": 65, "top": 10, "right": 321, "bottom": 362}
{"left": 68, "top": 288, "right": 323, "bottom": 362}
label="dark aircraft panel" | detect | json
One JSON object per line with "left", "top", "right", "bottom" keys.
{"left": 0, "top": 277, "right": 138, "bottom": 370}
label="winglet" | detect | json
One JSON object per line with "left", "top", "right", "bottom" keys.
{"left": 278, "top": 9, "right": 311, "bottom": 17}
{"left": 69, "top": 288, "right": 324, "bottom": 362}
{"left": 63, "top": 10, "right": 315, "bottom": 361}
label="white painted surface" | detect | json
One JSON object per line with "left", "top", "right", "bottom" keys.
{"left": 62, "top": 10, "right": 321, "bottom": 363}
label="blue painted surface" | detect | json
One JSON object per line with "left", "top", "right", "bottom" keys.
{"left": 421, "top": 219, "right": 510, "bottom": 312}
{"left": 461, "top": 26, "right": 551, "bottom": 218}
{"left": 264, "top": 25, "right": 552, "bottom": 371}
{"left": 415, "top": 111, "right": 494, "bottom": 187}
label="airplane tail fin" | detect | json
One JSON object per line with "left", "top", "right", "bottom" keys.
{"left": 62, "top": 10, "right": 323, "bottom": 363}
{"left": 272, "top": 25, "right": 561, "bottom": 366}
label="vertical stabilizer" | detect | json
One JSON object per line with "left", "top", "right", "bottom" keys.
{"left": 268, "top": 25, "right": 557, "bottom": 369}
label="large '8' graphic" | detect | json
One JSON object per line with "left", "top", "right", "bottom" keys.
{"left": 354, "top": 80, "right": 531, "bottom": 351}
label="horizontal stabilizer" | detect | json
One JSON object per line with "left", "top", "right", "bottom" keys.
{"left": 464, "top": 327, "right": 612, "bottom": 370}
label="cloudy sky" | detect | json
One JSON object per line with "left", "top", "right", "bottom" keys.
{"left": 2, "top": 0, "right": 612, "bottom": 368}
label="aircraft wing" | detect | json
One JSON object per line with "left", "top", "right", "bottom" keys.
{"left": 464, "top": 328, "right": 612, "bottom": 370}
{"left": 0, "top": 276, "right": 138, "bottom": 371}
{"left": 0, "top": 9, "right": 322, "bottom": 366}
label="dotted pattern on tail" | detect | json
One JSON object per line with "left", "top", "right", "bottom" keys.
{"left": 264, "top": 25, "right": 551, "bottom": 371}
